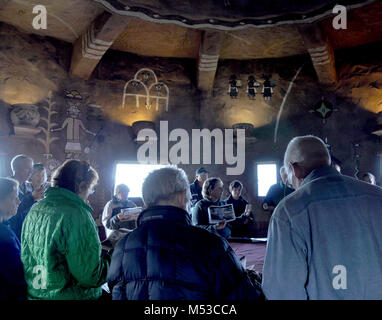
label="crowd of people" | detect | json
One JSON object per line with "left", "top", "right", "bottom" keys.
{"left": 0, "top": 134, "right": 381, "bottom": 300}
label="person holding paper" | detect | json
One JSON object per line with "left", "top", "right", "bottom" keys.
{"left": 102, "top": 184, "right": 138, "bottom": 238}
{"left": 226, "top": 180, "right": 254, "bottom": 236}
{"left": 108, "top": 166, "right": 261, "bottom": 300}
{"left": 192, "top": 177, "right": 231, "bottom": 239}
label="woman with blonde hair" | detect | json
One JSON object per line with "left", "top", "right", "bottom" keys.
{"left": 21, "top": 160, "right": 110, "bottom": 300}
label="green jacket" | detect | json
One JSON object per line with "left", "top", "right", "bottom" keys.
{"left": 21, "top": 187, "right": 109, "bottom": 300}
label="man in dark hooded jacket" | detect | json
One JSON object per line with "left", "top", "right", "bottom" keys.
{"left": 108, "top": 166, "right": 261, "bottom": 300}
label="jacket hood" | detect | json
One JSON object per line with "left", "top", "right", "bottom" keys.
{"left": 137, "top": 205, "right": 191, "bottom": 227}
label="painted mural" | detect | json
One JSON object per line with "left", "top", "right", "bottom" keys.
{"left": 51, "top": 90, "right": 96, "bottom": 159}
{"left": 122, "top": 68, "right": 169, "bottom": 112}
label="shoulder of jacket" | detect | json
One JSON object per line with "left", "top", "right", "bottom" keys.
{"left": 190, "top": 225, "right": 225, "bottom": 248}
{"left": 37, "top": 198, "right": 90, "bottom": 219}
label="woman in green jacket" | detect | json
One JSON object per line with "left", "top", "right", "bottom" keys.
{"left": 21, "top": 160, "right": 110, "bottom": 300}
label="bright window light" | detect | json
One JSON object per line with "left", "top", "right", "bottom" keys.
{"left": 257, "top": 163, "right": 277, "bottom": 197}
{"left": 114, "top": 163, "right": 166, "bottom": 198}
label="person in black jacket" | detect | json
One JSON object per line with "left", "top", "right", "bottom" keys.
{"left": 189, "top": 167, "right": 209, "bottom": 207}
{"left": 0, "top": 178, "right": 27, "bottom": 300}
{"left": 192, "top": 177, "right": 231, "bottom": 239}
{"left": 262, "top": 166, "right": 294, "bottom": 213}
{"left": 225, "top": 180, "right": 254, "bottom": 237}
{"left": 107, "top": 166, "right": 261, "bottom": 300}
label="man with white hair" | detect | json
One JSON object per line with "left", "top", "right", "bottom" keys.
{"left": 10, "top": 155, "right": 34, "bottom": 201}
{"left": 102, "top": 184, "right": 137, "bottom": 238}
{"left": 108, "top": 166, "right": 260, "bottom": 300}
{"left": 262, "top": 135, "right": 382, "bottom": 299}
{"left": 262, "top": 165, "right": 294, "bottom": 213}
{"left": 362, "top": 172, "right": 376, "bottom": 185}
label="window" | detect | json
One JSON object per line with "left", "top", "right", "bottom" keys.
{"left": 114, "top": 163, "right": 166, "bottom": 198}
{"left": 257, "top": 163, "right": 277, "bottom": 197}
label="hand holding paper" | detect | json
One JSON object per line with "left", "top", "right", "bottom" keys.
{"left": 117, "top": 207, "right": 142, "bottom": 221}
{"left": 208, "top": 204, "right": 235, "bottom": 224}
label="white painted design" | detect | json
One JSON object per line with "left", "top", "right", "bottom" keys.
{"left": 90, "top": 25, "right": 113, "bottom": 46}
{"left": 81, "top": 23, "right": 112, "bottom": 59}
{"left": 198, "top": 53, "right": 219, "bottom": 72}
{"left": 198, "top": 67, "right": 219, "bottom": 72}
{"left": 308, "top": 45, "right": 331, "bottom": 66}
{"left": 37, "top": 92, "right": 59, "bottom": 154}
{"left": 274, "top": 64, "right": 305, "bottom": 143}
{"left": 122, "top": 68, "right": 169, "bottom": 111}
{"left": 200, "top": 54, "right": 219, "bottom": 60}
{"left": 312, "top": 59, "right": 331, "bottom": 66}
{"left": 308, "top": 45, "right": 327, "bottom": 53}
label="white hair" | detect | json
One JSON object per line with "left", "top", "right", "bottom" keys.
{"left": 284, "top": 135, "right": 331, "bottom": 173}
{"left": 10, "top": 154, "right": 33, "bottom": 173}
{"left": 279, "top": 165, "right": 288, "bottom": 182}
{"left": 279, "top": 165, "right": 287, "bottom": 176}
{"left": 142, "top": 166, "right": 191, "bottom": 207}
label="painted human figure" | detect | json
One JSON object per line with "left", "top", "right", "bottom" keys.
{"left": 228, "top": 75, "right": 239, "bottom": 99}
{"left": 51, "top": 91, "right": 95, "bottom": 159}
{"left": 262, "top": 79, "right": 274, "bottom": 100}
{"left": 247, "top": 76, "right": 260, "bottom": 100}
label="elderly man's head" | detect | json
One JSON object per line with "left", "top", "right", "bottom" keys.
{"left": 11, "top": 154, "right": 33, "bottom": 184}
{"left": 142, "top": 166, "right": 191, "bottom": 211}
{"left": 280, "top": 166, "right": 288, "bottom": 185}
{"left": 362, "top": 172, "right": 376, "bottom": 185}
{"left": 115, "top": 184, "right": 130, "bottom": 202}
{"left": 284, "top": 135, "right": 331, "bottom": 190}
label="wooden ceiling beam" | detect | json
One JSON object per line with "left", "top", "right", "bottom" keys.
{"left": 69, "top": 11, "right": 128, "bottom": 79}
{"left": 197, "top": 30, "right": 225, "bottom": 91}
{"left": 298, "top": 22, "right": 337, "bottom": 86}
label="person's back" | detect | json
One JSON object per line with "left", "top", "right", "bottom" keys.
{"left": 108, "top": 205, "right": 258, "bottom": 300}
{"left": 0, "top": 221, "right": 26, "bottom": 300}
{"left": 263, "top": 165, "right": 382, "bottom": 299}
{"left": 21, "top": 187, "right": 109, "bottom": 300}
{"left": 0, "top": 177, "right": 26, "bottom": 300}
{"left": 21, "top": 160, "right": 109, "bottom": 300}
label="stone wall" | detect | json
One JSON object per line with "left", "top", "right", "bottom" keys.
{"left": 0, "top": 22, "right": 381, "bottom": 235}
